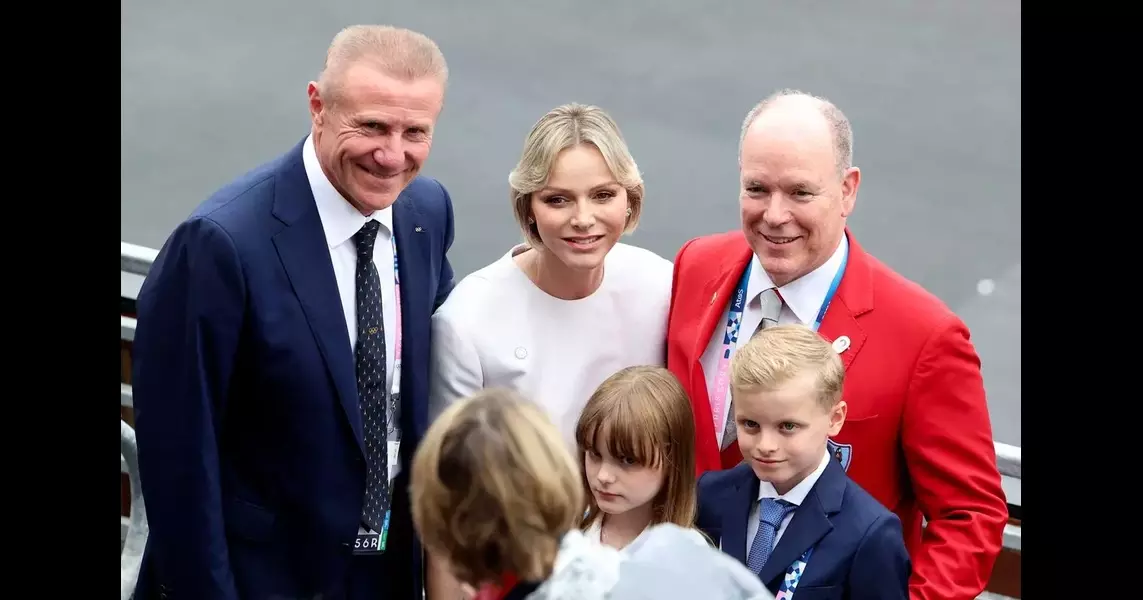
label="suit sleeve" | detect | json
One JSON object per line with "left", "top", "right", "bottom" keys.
{"left": 693, "top": 471, "right": 719, "bottom": 544}
{"left": 849, "top": 513, "right": 910, "bottom": 600}
{"left": 433, "top": 180, "right": 457, "bottom": 312}
{"left": 901, "top": 316, "right": 1008, "bottom": 600}
{"left": 666, "top": 237, "right": 696, "bottom": 395}
{"left": 428, "top": 309, "right": 483, "bottom": 421}
{"left": 131, "top": 216, "right": 244, "bottom": 600}
{"left": 665, "top": 237, "right": 697, "bottom": 366}
{"left": 667, "top": 238, "right": 721, "bottom": 475}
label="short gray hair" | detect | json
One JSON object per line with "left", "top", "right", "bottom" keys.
{"left": 318, "top": 25, "right": 448, "bottom": 99}
{"left": 739, "top": 89, "right": 853, "bottom": 174}
{"left": 507, "top": 103, "right": 644, "bottom": 247}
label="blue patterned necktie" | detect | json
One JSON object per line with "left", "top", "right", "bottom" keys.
{"left": 354, "top": 220, "right": 389, "bottom": 532}
{"left": 746, "top": 498, "right": 797, "bottom": 574}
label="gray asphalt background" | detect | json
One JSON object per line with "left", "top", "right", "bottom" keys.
{"left": 121, "top": 0, "right": 1021, "bottom": 446}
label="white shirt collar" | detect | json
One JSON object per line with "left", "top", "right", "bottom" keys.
{"left": 756, "top": 449, "right": 832, "bottom": 506}
{"left": 748, "top": 235, "right": 848, "bottom": 325}
{"left": 302, "top": 133, "right": 393, "bottom": 248}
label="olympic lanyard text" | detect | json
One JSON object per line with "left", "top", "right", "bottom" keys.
{"left": 708, "top": 246, "right": 848, "bottom": 438}
{"left": 390, "top": 236, "right": 402, "bottom": 400}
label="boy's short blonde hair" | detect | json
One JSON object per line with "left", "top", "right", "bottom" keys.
{"left": 730, "top": 324, "right": 844, "bottom": 410}
{"left": 410, "top": 388, "right": 583, "bottom": 587}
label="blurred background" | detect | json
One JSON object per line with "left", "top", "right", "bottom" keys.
{"left": 121, "top": 0, "right": 1020, "bottom": 449}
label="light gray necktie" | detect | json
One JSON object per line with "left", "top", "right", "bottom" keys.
{"left": 721, "top": 288, "right": 784, "bottom": 450}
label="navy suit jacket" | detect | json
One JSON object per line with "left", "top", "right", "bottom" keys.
{"left": 131, "top": 138, "right": 455, "bottom": 600}
{"left": 696, "top": 459, "right": 910, "bottom": 600}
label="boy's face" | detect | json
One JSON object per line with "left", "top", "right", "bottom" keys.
{"left": 734, "top": 372, "right": 846, "bottom": 495}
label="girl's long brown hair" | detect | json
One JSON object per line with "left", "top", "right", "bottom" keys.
{"left": 574, "top": 365, "right": 697, "bottom": 531}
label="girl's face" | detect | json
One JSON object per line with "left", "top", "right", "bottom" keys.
{"left": 583, "top": 434, "right": 665, "bottom": 516}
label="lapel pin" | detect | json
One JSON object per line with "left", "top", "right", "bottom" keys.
{"left": 832, "top": 335, "right": 851, "bottom": 353}
{"left": 414, "top": 226, "right": 423, "bottom": 232}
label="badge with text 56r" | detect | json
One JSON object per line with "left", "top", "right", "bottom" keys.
{"left": 354, "top": 510, "right": 391, "bottom": 554}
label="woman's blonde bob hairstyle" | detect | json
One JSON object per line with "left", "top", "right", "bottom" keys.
{"left": 410, "top": 388, "right": 584, "bottom": 587}
{"left": 507, "top": 103, "right": 645, "bottom": 247}
{"left": 574, "top": 365, "right": 698, "bottom": 533}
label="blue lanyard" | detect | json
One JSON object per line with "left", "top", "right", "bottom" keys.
{"left": 811, "top": 240, "right": 848, "bottom": 332}
{"left": 728, "top": 239, "right": 848, "bottom": 338}
{"left": 712, "top": 241, "right": 848, "bottom": 434}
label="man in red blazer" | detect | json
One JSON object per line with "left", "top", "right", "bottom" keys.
{"left": 666, "top": 89, "right": 1008, "bottom": 600}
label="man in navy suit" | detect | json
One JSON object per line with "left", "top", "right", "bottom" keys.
{"left": 695, "top": 325, "right": 910, "bottom": 599}
{"left": 131, "top": 25, "right": 455, "bottom": 600}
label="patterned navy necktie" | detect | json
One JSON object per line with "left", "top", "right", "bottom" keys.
{"left": 353, "top": 220, "right": 389, "bottom": 532}
{"left": 746, "top": 497, "right": 797, "bottom": 574}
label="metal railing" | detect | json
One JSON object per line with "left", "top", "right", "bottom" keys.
{"left": 121, "top": 241, "right": 158, "bottom": 278}
{"left": 994, "top": 441, "right": 1020, "bottom": 479}
{"left": 121, "top": 242, "right": 153, "bottom": 599}
{"left": 121, "top": 420, "right": 147, "bottom": 600}
{"left": 119, "top": 241, "right": 1022, "bottom": 596}
{"left": 993, "top": 441, "right": 1021, "bottom": 553}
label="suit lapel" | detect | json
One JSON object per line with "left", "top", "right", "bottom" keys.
{"left": 392, "top": 193, "right": 426, "bottom": 362}
{"left": 816, "top": 229, "right": 873, "bottom": 371}
{"left": 721, "top": 466, "right": 759, "bottom": 565}
{"left": 757, "top": 459, "right": 847, "bottom": 585}
{"left": 689, "top": 250, "right": 753, "bottom": 364}
{"left": 391, "top": 194, "right": 429, "bottom": 434}
{"left": 270, "top": 140, "right": 364, "bottom": 456}
{"left": 690, "top": 243, "right": 754, "bottom": 468}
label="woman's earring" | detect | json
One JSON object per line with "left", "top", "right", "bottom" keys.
{"left": 527, "top": 217, "right": 535, "bottom": 224}
{"left": 626, "top": 208, "right": 632, "bottom": 216}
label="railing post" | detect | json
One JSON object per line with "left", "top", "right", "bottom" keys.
{"left": 121, "top": 420, "right": 148, "bottom": 600}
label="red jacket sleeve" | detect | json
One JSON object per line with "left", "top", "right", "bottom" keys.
{"left": 901, "top": 315, "right": 1009, "bottom": 600}
{"left": 666, "top": 237, "right": 697, "bottom": 375}
{"left": 667, "top": 238, "right": 697, "bottom": 327}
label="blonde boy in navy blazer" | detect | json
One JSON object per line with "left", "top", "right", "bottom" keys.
{"left": 695, "top": 325, "right": 909, "bottom": 599}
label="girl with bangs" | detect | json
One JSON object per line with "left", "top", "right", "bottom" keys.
{"left": 576, "top": 365, "right": 707, "bottom": 550}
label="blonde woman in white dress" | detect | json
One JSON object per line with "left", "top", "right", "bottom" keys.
{"left": 425, "top": 103, "right": 673, "bottom": 599}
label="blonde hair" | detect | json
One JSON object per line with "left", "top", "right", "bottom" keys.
{"left": 730, "top": 324, "right": 845, "bottom": 410}
{"left": 318, "top": 25, "right": 448, "bottom": 102}
{"left": 507, "top": 103, "right": 644, "bottom": 247}
{"left": 574, "top": 366, "right": 697, "bottom": 532}
{"left": 410, "top": 388, "right": 583, "bottom": 587}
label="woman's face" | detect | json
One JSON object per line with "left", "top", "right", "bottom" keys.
{"left": 529, "top": 143, "right": 629, "bottom": 273}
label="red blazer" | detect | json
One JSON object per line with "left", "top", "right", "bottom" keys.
{"left": 666, "top": 228, "right": 1008, "bottom": 600}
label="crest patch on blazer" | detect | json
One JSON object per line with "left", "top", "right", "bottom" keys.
{"left": 827, "top": 439, "right": 852, "bottom": 471}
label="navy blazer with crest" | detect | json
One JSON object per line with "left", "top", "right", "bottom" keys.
{"left": 131, "top": 137, "right": 455, "bottom": 600}
{"left": 696, "top": 458, "right": 910, "bottom": 600}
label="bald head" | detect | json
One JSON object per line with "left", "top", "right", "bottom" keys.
{"left": 739, "top": 90, "right": 853, "bottom": 175}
